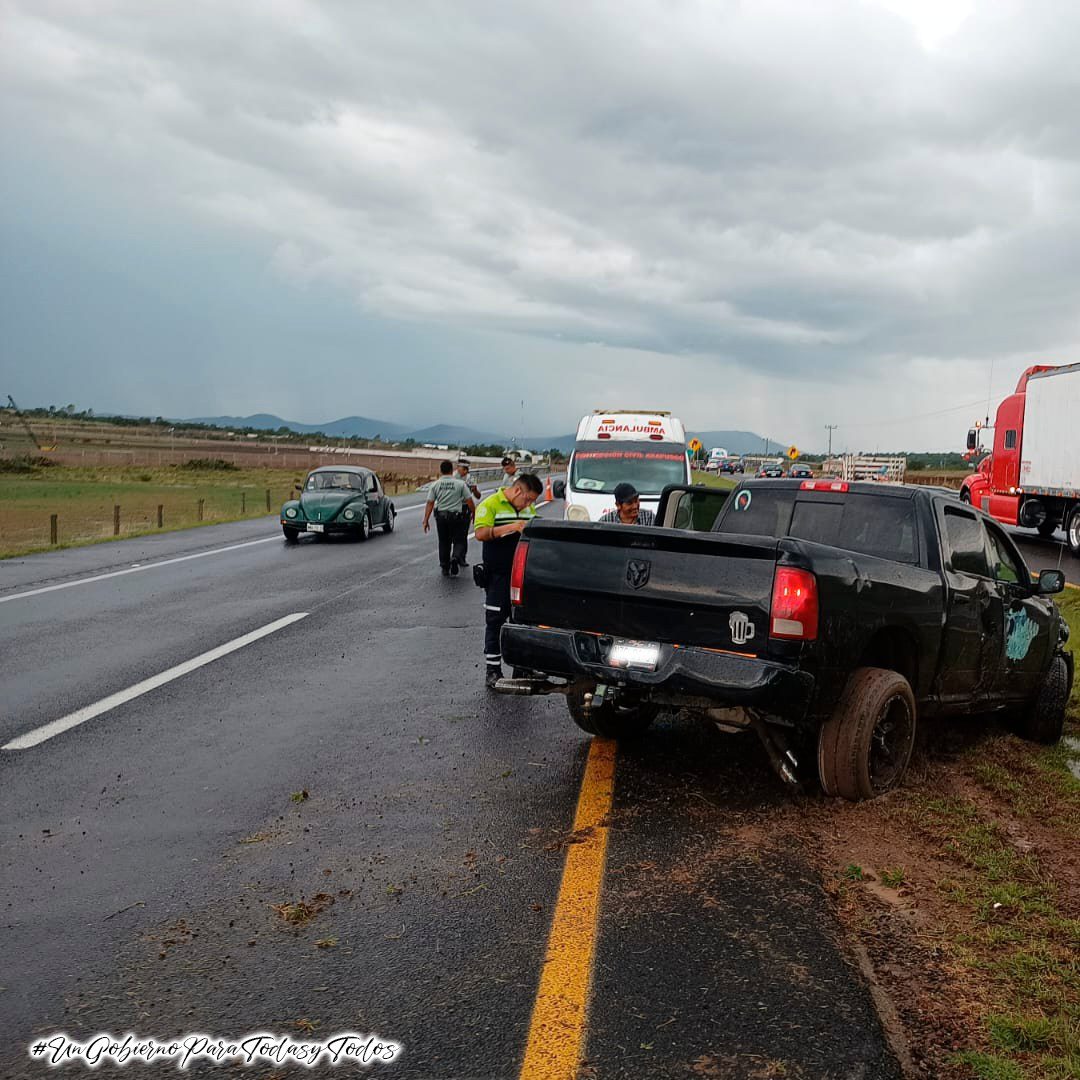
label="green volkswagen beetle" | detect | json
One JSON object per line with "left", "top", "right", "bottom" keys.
{"left": 281, "top": 466, "right": 396, "bottom": 543}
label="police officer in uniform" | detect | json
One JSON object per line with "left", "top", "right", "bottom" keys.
{"left": 456, "top": 461, "right": 483, "bottom": 566}
{"left": 423, "top": 460, "right": 474, "bottom": 575}
{"left": 473, "top": 473, "right": 543, "bottom": 686}
{"left": 500, "top": 456, "right": 518, "bottom": 488}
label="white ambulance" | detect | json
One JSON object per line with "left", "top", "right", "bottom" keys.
{"left": 560, "top": 411, "right": 691, "bottom": 522}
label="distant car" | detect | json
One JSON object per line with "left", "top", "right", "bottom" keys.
{"left": 788, "top": 463, "right": 813, "bottom": 479}
{"left": 756, "top": 463, "right": 785, "bottom": 478}
{"left": 281, "top": 466, "right": 396, "bottom": 542}
{"left": 719, "top": 459, "right": 744, "bottom": 474}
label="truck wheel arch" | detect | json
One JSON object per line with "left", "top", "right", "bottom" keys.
{"left": 1016, "top": 653, "right": 1070, "bottom": 744}
{"left": 858, "top": 627, "right": 920, "bottom": 696}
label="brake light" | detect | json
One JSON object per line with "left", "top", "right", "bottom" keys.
{"left": 649, "top": 433, "right": 663, "bottom": 440}
{"left": 800, "top": 480, "right": 848, "bottom": 492}
{"left": 597, "top": 432, "right": 611, "bottom": 439}
{"left": 770, "top": 567, "right": 818, "bottom": 641}
{"left": 510, "top": 541, "right": 529, "bottom": 605}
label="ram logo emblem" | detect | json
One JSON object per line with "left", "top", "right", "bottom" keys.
{"left": 729, "top": 610, "right": 756, "bottom": 646}
{"left": 626, "top": 559, "right": 651, "bottom": 590}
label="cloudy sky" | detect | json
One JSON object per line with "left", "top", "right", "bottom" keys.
{"left": 3, "top": 0, "right": 1079, "bottom": 450}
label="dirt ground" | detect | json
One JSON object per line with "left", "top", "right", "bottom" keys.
{"left": 770, "top": 719, "right": 1079, "bottom": 1079}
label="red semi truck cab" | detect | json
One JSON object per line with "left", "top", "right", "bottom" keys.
{"left": 965, "top": 363, "right": 1080, "bottom": 555}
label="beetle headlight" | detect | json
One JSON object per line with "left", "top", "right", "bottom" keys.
{"left": 566, "top": 504, "right": 591, "bottom": 522}
{"left": 343, "top": 509, "right": 355, "bottom": 520}
{"left": 286, "top": 507, "right": 297, "bottom": 518}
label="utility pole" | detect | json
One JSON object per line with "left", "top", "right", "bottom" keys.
{"left": 825, "top": 424, "right": 838, "bottom": 458}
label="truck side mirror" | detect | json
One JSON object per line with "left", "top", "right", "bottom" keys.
{"left": 966, "top": 430, "right": 977, "bottom": 451}
{"left": 1037, "top": 569, "right": 1065, "bottom": 595}
{"left": 552, "top": 479, "right": 566, "bottom": 500}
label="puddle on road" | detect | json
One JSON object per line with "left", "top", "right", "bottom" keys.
{"left": 1065, "top": 736, "right": 1080, "bottom": 781}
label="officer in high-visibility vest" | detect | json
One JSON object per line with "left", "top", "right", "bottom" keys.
{"left": 473, "top": 473, "right": 543, "bottom": 686}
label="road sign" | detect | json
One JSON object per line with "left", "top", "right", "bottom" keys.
{"left": 787, "top": 445, "right": 799, "bottom": 460}
{"left": 689, "top": 438, "right": 702, "bottom": 452}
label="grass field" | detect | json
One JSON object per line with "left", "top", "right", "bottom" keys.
{"left": 690, "top": 471, "right": 738, "bottom": 491}
{"left": 0, "top": 464, "right": 304, "bottom": 557}
{"left": 0, "top": 462, "right": 446, "bottom": 558}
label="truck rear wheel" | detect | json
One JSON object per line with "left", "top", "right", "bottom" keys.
{"left": 1067, "top": 505, "right": 1080, "bottom": 557}
{"left": 1018, "top": 654, "right": 1070, "bottom": 744}
{"left": 818, "top": 667, "right": 917, "bottom": 800}
{"left": 566, "top": 685, "right": 655, "bottom": 739}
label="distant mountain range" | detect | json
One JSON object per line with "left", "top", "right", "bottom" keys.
{"left": 184, "top": 414, "right": 785, "bottom": 456}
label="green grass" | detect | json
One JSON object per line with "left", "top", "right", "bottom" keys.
{"left": 0, "top": 463, "right": 429, "bottom": 557}
{"left": 911, "top": 770, "right": 1079, "bottom": 1079}
{"left": 0, "top": 465, "right": 299, "bottom": 557}
{"left": 1057, "top": 587, "right": 1080, "bottom": 713}
{"left": 691, "top": 472, "right": 738, "bottom": 491}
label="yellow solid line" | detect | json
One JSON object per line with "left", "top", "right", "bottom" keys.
{"left": 519, "top": 738, "right": 617, "bottom": 1080}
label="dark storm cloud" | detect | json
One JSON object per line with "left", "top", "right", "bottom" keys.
{"left": 3, "top": 0, "right": 1080, "bottom": 446}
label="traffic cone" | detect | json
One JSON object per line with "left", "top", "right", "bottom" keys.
{"left": 545, "top": 476, "right": 553, "bottom": 501}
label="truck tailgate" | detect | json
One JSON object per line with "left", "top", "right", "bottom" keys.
{"left": 516, "top": 520, "right": 779, "bottom": 653}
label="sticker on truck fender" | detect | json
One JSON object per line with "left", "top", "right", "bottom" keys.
{"left": 1005, "top": 608, "right": 1039, "bottom": 660}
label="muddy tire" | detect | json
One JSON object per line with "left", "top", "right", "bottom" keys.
{"left": 818, "top": 667, "right": 917, "bottom": 800}
{"left": 566, "top": 685, "right": 655, "bottom": 739}
{"left": 1018, "top": 654, "right": 1070, "bottom": 744}
{"left": 282, "top": 525, "right": 300, "bottom": 543}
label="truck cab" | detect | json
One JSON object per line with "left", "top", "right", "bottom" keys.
{"left": 966, "top": 363, "right": 1080, "bottom": 551}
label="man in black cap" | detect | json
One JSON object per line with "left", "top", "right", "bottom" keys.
{"left": 599, "top": 483, "right": 656, "bottom": 525}
{"left": 500, "top": 456, "right": 518, "bottom": 488}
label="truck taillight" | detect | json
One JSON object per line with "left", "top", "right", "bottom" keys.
{"left": 770, "top": 567, "right": 818, "bottom": 641}
{"left": 510, "top": 541, "right": 529, "bottom": 606}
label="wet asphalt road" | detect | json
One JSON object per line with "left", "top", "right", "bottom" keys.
{"left": 3, "top": 493, "right": 920, "bottom": 1078}
{"left": 1010, "top": 527, "right": 1080, "bottom": 587}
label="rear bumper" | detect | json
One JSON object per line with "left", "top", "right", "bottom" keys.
{"left": 501, "top": 624, "right": 814, "bottom": 722}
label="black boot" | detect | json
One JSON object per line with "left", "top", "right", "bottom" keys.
{"left": 485, "top": 664, "right": 504, "bottom": 689}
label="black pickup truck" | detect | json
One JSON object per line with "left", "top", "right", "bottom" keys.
{"left": 500, "top": 479, "right": 1073, "bottom": 799}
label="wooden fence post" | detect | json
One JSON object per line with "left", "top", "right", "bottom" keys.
{"left": 113, "top": 505, "right": 121, "bottom": 536}
{"left": 265, "top": 489, "right": 271, "bottom": 513}
{"left": 241, "top": 492, "right": 246, "bottom": 515}
{"left": 157, "top": 504, "right": 164, "bottom": 528}
{"left": 197, "top": 498, "right": 204, "bottom": 522}
{"left": 50, "top": 514, "right": 58, "bottom": 545}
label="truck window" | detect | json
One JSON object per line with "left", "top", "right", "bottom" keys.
{"left": 789, "top": 500, "right": 842, "bottom": 547}
{"left": 789, "top": 494, "right": 918, "bottom": 563}
{"left": 943, "top": 506, "right": 990, "bottom": 577}
{"left": 984, "top": 523, "right": 1025, "bottom": 584}
{"left": 840, "top": 495, "right": 918, "bottom": 562}
{"left": 1004, "top": 429, "right": 1017, "bottom": 449}
{"left": 715, "top": 489, "right": 795, "bottom": 537}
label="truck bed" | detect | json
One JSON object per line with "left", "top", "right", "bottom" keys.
{"left": 514, "top": 520, "right": 780, "bottom": 654}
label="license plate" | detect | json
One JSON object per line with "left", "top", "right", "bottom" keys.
{"left": 306, "top": 523, "right": 324, "bottom": 533}
{"left": 608, "top": 639, "right": 660, "bottom": 670}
